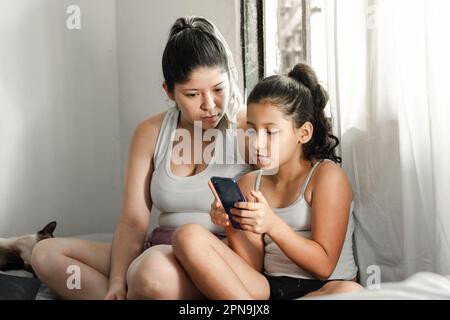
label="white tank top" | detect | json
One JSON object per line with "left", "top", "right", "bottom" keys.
{"left": 150, "top": 107, "right": 252, "bottom": 235}
{"left": 256, "top": 159, "right": 358, "bottom": 280}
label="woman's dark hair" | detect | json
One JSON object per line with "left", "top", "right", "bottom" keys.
{"left": 162, "top": 17, "right": 228, "bottom": 92}
{"left": 247, "top": 63, "right": 342, "bottom": 163}
{"left": 162, "top": 16, "right": 243, "bottom": 126}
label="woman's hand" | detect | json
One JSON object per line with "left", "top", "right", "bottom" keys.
{"left": 104, "top": 281, "right": 127, "bottom": 300}
{"left": 210, "top": 200, "right": 231, "bottom": 228}
{"left": 231, "top": 190, "right": 277, "bottom": 235}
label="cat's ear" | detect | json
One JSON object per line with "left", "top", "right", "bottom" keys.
{"left": 38, "top": 221, "right": 57, "bottom": 238}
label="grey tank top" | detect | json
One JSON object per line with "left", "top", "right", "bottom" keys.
{"left": 150, "top": 107, "right": 252, "bottom": 235}
{"left": 255, "top": 159, "right": 358, "bottom": 280}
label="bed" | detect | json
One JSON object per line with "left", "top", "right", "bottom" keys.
{"left": 303, "top": 272, "right": 450, "bottom": 300}
{"left": 1, "top": 232, "right": 449, "bottom": 300}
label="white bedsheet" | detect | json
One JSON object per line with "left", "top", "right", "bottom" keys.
{"left": 4, "top": 270, "right": 449, "bottom": 300}
{"left": 303, "top": 272, "right": 450, "bottom": 300}
{"left": 4, "top": 232, "right": 449, "bottom": 300}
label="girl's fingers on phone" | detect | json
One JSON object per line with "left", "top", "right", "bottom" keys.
{"left": 212, "top": 216, "right": 224, "bottom": 227}
{"left": 210, "top": 210, "right": 228, "bottom": 227}
{"left": 235, "top": 216, "right": 257, "bottom": 228}
{"left": 240, "top": 224, "right": 253, "bottom": 233}
{"left": 230, "top": 209, "right": 252, "bottom": 218}
{"left": 211, "top": 200, "right": 223, "bottom": 211}
{"left": 222, "top": 214, "right": 229, "bottom": 225}
{"left": 233, "top": 202, "right": 260, "bottom": 210}
{"left": 233, "top": 216, "right": 252, "bottom": 226}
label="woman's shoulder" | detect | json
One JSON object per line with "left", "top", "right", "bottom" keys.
{"left": 130, "top": 110, "right": 168, "bottom": 155}
{"left": 135, "top": 111, "right": 167, "bottom": 137}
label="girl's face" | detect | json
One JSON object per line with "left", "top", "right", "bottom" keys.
{"left": 246, "top": 102, "right": 306, "bottom": 170}
{"left": 166, "top": 66, "right": 230, "bottom": 130}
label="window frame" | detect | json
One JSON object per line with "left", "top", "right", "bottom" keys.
{"left": 240, "top": 0, "right": 265, "bottom": 95}
{"left": 241, "top": 0, "right": 311, "bottom": 90}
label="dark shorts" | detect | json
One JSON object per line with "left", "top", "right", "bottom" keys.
{"left": 144, "top": 226, "right": 226, "bottom": 249}
{"left": 264, "top": 274, "right": 335, "bottom": 300}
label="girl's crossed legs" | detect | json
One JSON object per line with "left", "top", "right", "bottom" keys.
{"left": 172, "top": 224, "right": 362, "bottom": 300}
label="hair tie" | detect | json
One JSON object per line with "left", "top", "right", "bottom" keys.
{"left": 182, "top": 21, "right": 194, "bottom": 30}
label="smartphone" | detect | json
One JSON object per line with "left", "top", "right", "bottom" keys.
{"left": 209, "top": 176, "right": 246, "bottom": 229}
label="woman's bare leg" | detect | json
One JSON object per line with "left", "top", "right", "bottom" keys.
{"left": 31, "top": 238, "right": 111, "bottom": 300}
{"left": 126, "top": 244, "right": 205, "bottom": 300}
{"left": 302, "top": 280, "right": 363, "bottom": 298}
{"left": 172, "top": 224, "right": 270, "bottom": 300}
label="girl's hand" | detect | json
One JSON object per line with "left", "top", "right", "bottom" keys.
{"left": 208, "top": 180, "right": 231, "bottom": 229}
{"left": 231, "top": 190, "right": 277, "bottom": 235}
{"left": 104, "top": 281, "right": 127, "bottom": 300}
{"left": 210, "top": 200, "right": 231, "bottom": 228}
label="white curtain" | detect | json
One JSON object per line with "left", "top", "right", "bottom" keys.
{"left": 323, "top": 0, "right": 450, "bottom": 284}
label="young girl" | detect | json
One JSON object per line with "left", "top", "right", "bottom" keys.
{"left": 172, "top": 63, "right": 363, "bottom": 299}
{"left": 30, "top": 16, "right": 250, "bottom": 300}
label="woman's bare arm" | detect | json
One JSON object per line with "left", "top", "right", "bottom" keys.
{"left": 108, "top": 113, "right": 165, "bottom": 288}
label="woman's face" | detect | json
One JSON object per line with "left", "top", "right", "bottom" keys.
{"left": 168, "top": 66, "right": 230, "bottom": 130}
{"left": 246, "top": 101, "right": 303, "bottom": 170}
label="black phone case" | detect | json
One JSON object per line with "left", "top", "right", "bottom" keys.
{"left": 210, "top": 177, "right": 245, "bottom": 230}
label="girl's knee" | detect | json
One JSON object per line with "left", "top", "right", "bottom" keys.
{"left": 126, "top": 247, "right": 178, "bottom": 299}
{"left": 173, "top": 224, "right": 208, "bottom": 243}
{"left": 172, "top": 224, "right": 209, "bottom": 256}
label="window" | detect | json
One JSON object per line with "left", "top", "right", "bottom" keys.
{"left": 242, "top": 0, "right": 330, "bottom": 113}
{"left": 241, "top": 0, "right": 328, "bottom": 82}
{"left": 265, "top": 0, "right": 310, "bottom": 76}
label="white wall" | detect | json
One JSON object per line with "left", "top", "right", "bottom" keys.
{"left": 0, "top": 0, "right": 242, "bottom": 237}
{"left": 115, "top": 0, "right": 243, "bottom": 233}
{"left": 0, "top": 0, "right": 122, "bottom": 237}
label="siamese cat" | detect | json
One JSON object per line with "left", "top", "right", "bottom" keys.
{"left": 0, "top": 221, "right": 57, "bottom": 273}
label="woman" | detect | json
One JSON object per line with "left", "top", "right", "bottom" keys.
{"left": 31, "top": 16, "right": 250, "bottom": 300}
{"left": 172, "top": 63, "right": 363, "bottom": 299}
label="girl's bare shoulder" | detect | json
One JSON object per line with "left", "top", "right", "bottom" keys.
{"left": 310, "top": 160, "right": 353, "bottom": 198}
{"left": 313, "top": 160, "right": 349, "bottom": 183}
